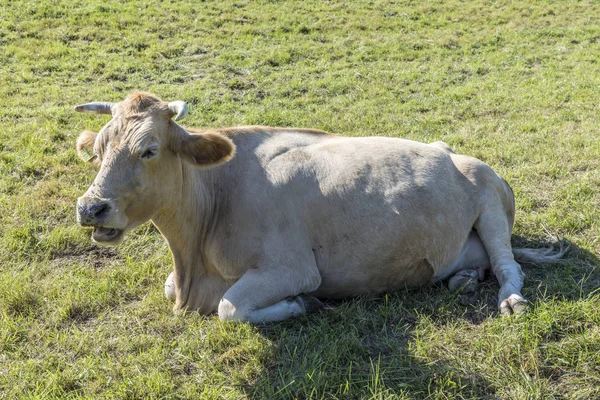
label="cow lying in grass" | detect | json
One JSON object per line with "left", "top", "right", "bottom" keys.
{"left": 74, "top": 92, "right": 565, "bottom": 323}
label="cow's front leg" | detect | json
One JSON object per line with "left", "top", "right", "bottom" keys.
{"left": 218, "top": 263, "right": 323, "bottom": 323}
{"left": 221, "top": 294, "right": 325, "bottom": 323}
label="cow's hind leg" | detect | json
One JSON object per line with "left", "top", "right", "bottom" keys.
{"left": 475, "top": 208, "right": 526, "bottom": 315}
{"left": 218, "top": 258, "right": 323, "bottom": 323}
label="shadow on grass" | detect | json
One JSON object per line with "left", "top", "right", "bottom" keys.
{"left": 512, "top": 235, "right": 600, "bottom": 302}
{"left": 243, "top": 237, "right": 599, "bottom": 399}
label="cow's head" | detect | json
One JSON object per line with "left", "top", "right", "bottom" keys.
{"left": 74, "top": 92, "right": 235, "bottom": 245}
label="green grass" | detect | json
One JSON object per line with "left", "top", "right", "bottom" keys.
{"left": 1, "top": 0, "right": 600, "bottom": 398}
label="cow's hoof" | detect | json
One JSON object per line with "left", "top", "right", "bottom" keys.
{"left": 448, "top": 269, "right": 479, "bottom": 294}
{"left": 499, "top": 294, "right": 527, "bottom": 316}
{"left": 296, "top": 295, "right": 325, "bottom": 314}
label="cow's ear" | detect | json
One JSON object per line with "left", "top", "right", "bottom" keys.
{"left": 177, "top": 133, "right": 236, "bottom": 166}
{"left": 76, "top": 130, "right": 99, "bottom": 165}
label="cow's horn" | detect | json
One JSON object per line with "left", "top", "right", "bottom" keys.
{"left": 168, "top": 101, "right": 188, "bottom": 121}
{"left": 74, "top": 102, "right": 114, "bottom": 115}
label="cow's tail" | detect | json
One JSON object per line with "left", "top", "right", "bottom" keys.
{"left": 512, "top": 241, "right": 570, "bottom": 264}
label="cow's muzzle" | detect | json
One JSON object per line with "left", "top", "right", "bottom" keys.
{"left": 77, "top": 196, "right": 113, "bottom": 226}
{"left": 77, "top": 196, "right": 126, "bottom": 245}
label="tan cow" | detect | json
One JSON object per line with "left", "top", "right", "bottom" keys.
{"left": 74, "top": 92, "right": 565, "bottom": 323}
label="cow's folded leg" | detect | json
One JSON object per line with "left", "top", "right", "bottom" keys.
{"left": 234, "top": 295, "right": 324, "bottom": 324}
{"left": 218, "top": 266, "right": 322, "bottom": 323}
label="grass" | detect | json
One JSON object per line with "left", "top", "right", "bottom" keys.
{"left": 1, "top": 0, "right": 599, "bottom": 398}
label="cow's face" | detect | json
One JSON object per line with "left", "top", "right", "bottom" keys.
{"left": 75, "top": 93, "right": 235, "bottom": 245}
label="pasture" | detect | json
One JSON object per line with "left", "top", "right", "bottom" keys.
{"left": 1, "top": 0, "right": 599, "bottom": 398}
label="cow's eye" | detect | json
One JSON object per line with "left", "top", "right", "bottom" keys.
{"left": 141, "top": 148, "right": 158, "bottom": 159}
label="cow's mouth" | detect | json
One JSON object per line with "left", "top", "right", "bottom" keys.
{"left": 92, "top": 226, "right": 124, "bottom": 244}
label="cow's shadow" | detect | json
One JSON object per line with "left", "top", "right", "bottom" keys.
{"left": 243, "top": 237, "right": 599, "bottom": 399}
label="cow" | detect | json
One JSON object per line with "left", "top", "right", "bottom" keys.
{"left": 74, "top": 92, "right": 565, "bottom": 323}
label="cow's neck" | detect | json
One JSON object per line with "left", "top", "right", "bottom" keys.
{"left": 152, "top": 158, "right": 218, "bottom": 312}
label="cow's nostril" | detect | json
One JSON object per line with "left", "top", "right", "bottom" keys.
{"left": 89, "top": 202, "right": 110, "bottom": 219}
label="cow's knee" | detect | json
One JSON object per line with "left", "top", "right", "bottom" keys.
{"left": 164, "top": 272, "right": 176, "bottom": 302}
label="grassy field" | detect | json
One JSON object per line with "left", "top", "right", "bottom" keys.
{"left": 1, "top": 0, "right": 599, "bottom": 398}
